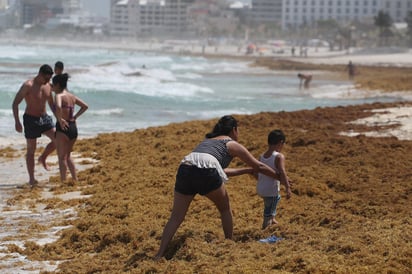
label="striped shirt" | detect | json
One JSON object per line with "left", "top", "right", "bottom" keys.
{"left": 193, "top": 138, "right": 233, "bottom": 168}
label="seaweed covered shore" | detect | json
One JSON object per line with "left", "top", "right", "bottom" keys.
{"left": 2, "top": 100, "right": 411, "bottom": 273}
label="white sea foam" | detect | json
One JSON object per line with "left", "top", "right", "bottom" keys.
{"left": 184, "top": 109, "right": 255, "bottom": 120}
{"left": 309, "top": 84, "right": 369, "bottom": 99}
{"left": 0, "top": 108, "right": 12, "bottom": 116}
{"left": 144, "top": 68, "right": 177, "bottom": 81}
{"left": 88, "top": 108, "right": 124, "bottom": 116}
{"left": 176, "top": 72, "right": 203, "bottom": 79}
{"left": 0, "top": 45, "right": 38, "bottom": 59}
{"left": 309, "top": 84, "right": 411, "bottom": 101}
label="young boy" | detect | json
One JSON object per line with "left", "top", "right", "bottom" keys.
{"left": 257, "top": 129, "right": 292, "bottom": 229}
{"left": 54, "top": 61, "right": 64, "bottom": 75}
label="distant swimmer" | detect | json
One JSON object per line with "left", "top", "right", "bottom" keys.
{"left": 297, "top": 73, "right": 312, "bottom": 89}
{"left": 122, "top": 71, "right": 142, "bottom": 77}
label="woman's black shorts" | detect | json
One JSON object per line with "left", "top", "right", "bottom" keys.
{"left": 56, "top": 121, "right": 78, "bottom": 140}
{"left": 174, "top": 164, "right": 222, "bottom": 195}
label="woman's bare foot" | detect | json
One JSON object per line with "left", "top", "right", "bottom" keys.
{"left": 38, "top": 155, "right": 50, "bottom": 171}
{"left": 271, "top": 218, "right": 279, "bottom": 225}
{"left": 29, "top": 179, "right": 39, "bottom": 188}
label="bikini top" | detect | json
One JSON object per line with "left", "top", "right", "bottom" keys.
{"left": 61, "top": 103, "right": 74, "bottom": 120}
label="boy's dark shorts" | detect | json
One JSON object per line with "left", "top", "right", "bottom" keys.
{"left": 175, "top": 164, "right": 222, "bottom": 195}
{"left": 23, "top": 113, "right": 54, "bottom": 139}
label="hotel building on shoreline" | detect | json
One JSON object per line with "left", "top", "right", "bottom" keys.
{"left": 110, "top": 0, "right": 195, "bottom": 37}
{"left": 109, "top": 0, "right": 412, "bottom": 37}
{"left": 249, "top": 0, "right": 412, "bottom": 30}
{"left": 1, "top": 0, "right": 411, "bottom": 37}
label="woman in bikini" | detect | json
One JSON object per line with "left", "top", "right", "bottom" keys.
{"left": 52, "top": 73, "right": 88, "bottom": 182}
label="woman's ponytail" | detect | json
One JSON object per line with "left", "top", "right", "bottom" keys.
{"left": 206, "top": 115, "right": 238, "bottom": 138}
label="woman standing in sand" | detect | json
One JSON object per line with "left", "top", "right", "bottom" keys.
{"left": 155, "top": 115, "right": 286, "bottom": 259}
{"left": 52, "top": 73, "right": 88, "bottom": 182}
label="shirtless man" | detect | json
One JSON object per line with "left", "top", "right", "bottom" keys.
{"left": 297, "top": 73, "right": 312, "bottom": 89}
{"left": 12, "top": 64, "right": 56, "bottom": 186}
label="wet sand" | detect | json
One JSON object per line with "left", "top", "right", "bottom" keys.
{"left": 0, "top": 45, "right": 411, "bottom": 273}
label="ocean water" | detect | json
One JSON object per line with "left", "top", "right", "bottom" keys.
{"left": 0, "top": 43, "right": 403, "bottom": 147}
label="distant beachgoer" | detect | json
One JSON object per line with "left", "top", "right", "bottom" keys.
{"left": 346, "top": 61, "right": 356, "bottom": 80}
{"left": 246, "top": 44, "right": 255, "bottom": 55}
{"left": 52, "top": 73, "right": 88, "bottom": 182}
{"left": 297, "top": 73, "right": 312, "bottom": 89}
{"left": 257, "top": 129, "right": 291, "bottom": 230}
{"left": 54, "top": 61, "right": 64, "bottom": 75}
{"left": 304, "top": 48, "right": 308, "bottom": 57}
{"left": 12, "top": 64, "right": 56, "bottom": 186}
{"left": 291, "top": 47, "right": 295, "bottom": 56}
{"left": 154, "top": 115, "right": 284, "bottom": 260}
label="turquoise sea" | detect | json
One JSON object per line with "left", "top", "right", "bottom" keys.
{"left": 0, "top": 43, "right": 404, "bottom": 147}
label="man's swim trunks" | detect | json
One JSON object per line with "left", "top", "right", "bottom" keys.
{"left": 56, "top": 121, "right": 78, "bottom": 140}
{"left": 23, "top": 113, "right": 54, "bottom": 139}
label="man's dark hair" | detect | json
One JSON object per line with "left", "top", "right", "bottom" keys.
{"left": 39, "top": 64, "right": 53, "bottom": 75}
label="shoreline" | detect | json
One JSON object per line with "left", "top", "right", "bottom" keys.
{"left": 3, "top": 36, "right": 412, "bottom": 67}
{"left": 3, "top": 35, "right": 412, "bottom": 94}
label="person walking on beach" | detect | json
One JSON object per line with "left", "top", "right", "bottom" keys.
{"left": 297, "top": 73, "right": 312, "bottom": 89}
{"left": 155, "top": 115, "right": 287, "bottom": 260}
{"left": 52, "top": 73, "right": 88, "bottom": 182}
{"left": 257, "top": 129, "right": 291, "bottom": 230}
{"left": 12, "top": 64, "right": 56, "bottom": 186}
{"left": 54, "top": 61, "right": 64, "bottom": 75}
{"left": 346, "top": 60, "right": 356, "bottom": 80}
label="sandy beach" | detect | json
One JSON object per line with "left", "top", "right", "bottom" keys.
{"left": 0, "top": 39, "right": 411, "bottom": 273}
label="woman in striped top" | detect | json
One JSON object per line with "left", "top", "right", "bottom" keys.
{"left": 155, "top": 115, "right": 285, "bottom": 260}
